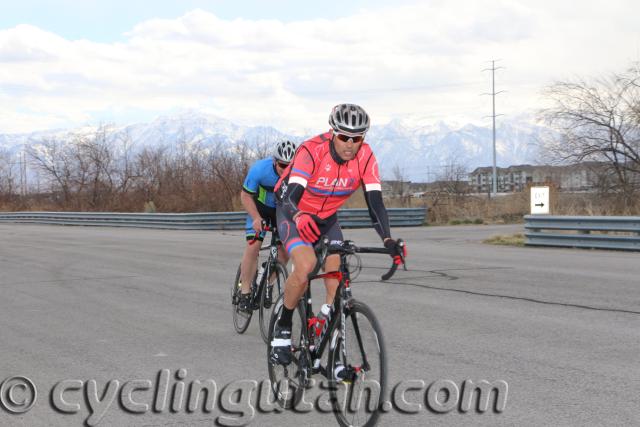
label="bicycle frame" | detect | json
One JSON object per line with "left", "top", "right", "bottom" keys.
{"left": 302, "top": 253, "right": 374, "bottom": 381}
{"left": 250, "top": 226, "right": 281, "bottom": 305}
{"left": 293, "top": 237, "right": 404, "bottom": 379}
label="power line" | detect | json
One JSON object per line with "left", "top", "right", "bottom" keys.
{"left": 294, "top": 80, "right": 484, "bottom": 96}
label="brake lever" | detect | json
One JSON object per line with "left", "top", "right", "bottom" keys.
{"left": 398, "top": 239, "right": 408, "bottom": 271}
{"left": 381, "top": 239, "right": 407, "bottom": 280}
{"left": 248, "top": 220, "right": 271, "bottom": 245}
{"left": 381, "top": 261, "right": 398, "bottom": 281}
{"left": 308, "top": 235, "right": 329, "bottom": 280}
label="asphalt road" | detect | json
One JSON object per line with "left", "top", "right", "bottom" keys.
{"left": 0, "top": 223, "right": 639, "bottom": 426}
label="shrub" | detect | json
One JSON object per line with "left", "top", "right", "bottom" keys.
{"left": 144, "top": 201, "right": 157, "bottom": 213}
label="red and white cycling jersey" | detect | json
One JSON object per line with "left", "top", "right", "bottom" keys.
{"left": 275, "top": 131, "right": 381, "bottom": 219}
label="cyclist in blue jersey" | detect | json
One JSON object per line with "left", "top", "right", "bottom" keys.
{"left": 238, "top": 140, "right": 297, "bottom": 312}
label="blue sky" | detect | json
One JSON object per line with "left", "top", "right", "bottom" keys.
{"left": 1, "top": 0, "right": 407, "bottom": 41}
{"left": 1, "top": 0, "right": 639, "bottom": 133}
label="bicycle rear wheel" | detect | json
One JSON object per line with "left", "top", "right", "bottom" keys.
{"left": 231, "top": 263, "right": 253, "bottom": 334}
{"left": 266, "top": 294, "right": 308, "bottom": 409}
{"left": 259, "top": 261, "right": 287, "bottom": 344}
{"left": 328, "top": 300, "right": 387, "bottom": 427}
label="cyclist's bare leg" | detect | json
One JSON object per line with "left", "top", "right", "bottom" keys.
{"left": 322, "top": 254, "right": 340, "bottom": 305}
{"left": 283, "top": 245, "right": 316, "bottom": 310}
{"left": 240, "top": 241, "right": 261, "bottom": 294}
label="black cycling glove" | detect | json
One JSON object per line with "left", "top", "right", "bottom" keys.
{"left": 384, "top": 239, "right": 407, "bottom": 265}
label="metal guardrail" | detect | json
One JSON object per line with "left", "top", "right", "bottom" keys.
{"left": 337, "top": 208, "right": 427, "bottom": 228}
{"left": 524, "top": 215, "right": 640, "bottom": 251}
{"left": 0, "top": 208, "right": 427, "bottom": 230}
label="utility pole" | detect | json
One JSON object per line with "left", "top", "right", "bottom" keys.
{"left": 482, "top": 60, "right": 505, "bottom": 197}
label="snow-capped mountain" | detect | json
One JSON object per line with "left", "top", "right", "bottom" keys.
{"left": 368, "top": 117, "right": 543, "bottom": 180}
{"left": 0, "top": 111, "right": 544, "bottom": 182}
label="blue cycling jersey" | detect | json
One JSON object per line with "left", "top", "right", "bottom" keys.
{"left": 242, "top": 157, "right": 279, "bottom": 208}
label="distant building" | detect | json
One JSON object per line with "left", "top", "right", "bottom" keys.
{"left": 468, "top": 162, "right": 608, "bottom": 193}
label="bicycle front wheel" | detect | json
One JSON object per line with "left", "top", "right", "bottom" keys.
{"left": 328, "top": 300, "right": 387, "bottom": 427}
{"left": 231, "top": 263, "right": 253, "bottom": 334}
{"left": 259, "top": 261, "right": 287, "bottom": 344}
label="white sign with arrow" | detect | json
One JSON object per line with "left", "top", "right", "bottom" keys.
{"left": 530, "top": 186, "right": 550, "bottom": 214}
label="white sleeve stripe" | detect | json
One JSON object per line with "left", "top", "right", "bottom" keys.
{"left": 289, "top": 176, "right": 308, "bottom": 187}
{"left": 365, "top": 183, "right": 382, "bottom": 192}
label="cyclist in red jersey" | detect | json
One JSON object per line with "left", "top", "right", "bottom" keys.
{"left": 270, "top": 104, "right": 406, "bottom": 366}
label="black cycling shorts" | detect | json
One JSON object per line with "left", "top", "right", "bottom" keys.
{"left": 276, "top": 209, "right": 343, "bottom": 254}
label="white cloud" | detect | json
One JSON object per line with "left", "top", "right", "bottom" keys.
{"left": 1, "top": 1, "right": 639, "bottom": 133}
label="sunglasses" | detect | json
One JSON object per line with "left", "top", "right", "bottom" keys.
{"left": 276, "top": 162, "right": 289, "bottom": 169}
{"left": 335, "top": 133, "right": 364, "bottom": 143}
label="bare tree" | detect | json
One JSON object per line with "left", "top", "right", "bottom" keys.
{"left": 113, "top": 129, "right": 137, "bottom": 197}
{"left": 133, "top": 145, "right": 167, "bottom": 205}
{"left": 208, "top": 142, "right": 250, "bottom": 211}
{"left": 27, "top": 137, "right": 76, "bottom": 205}
{"left": 27, "top": 125, "right": 124, "bottom": 210}
{"left": 390, "top": 164, "right": 410, "bottom": 206}
{"left": 22, "top": 123, "right": 280, "bottom": 212}
{"left": 82, "top": 125, "right": 116, "bottom": 209}
{"left": 435, "top": 161, "right": 470, "bottom": 198}
{"left": 0, "top": 148, "right": 17, "bottom": 204}
{"left": 540, "top": 63, "right": 640, "bottom": 207}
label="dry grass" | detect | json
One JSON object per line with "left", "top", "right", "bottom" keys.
{"left": 378, "top": 191, "right": 640, "bottom": 225}
{"left": 377, "top": 193, "right": 528, "bottom": 225}
{"left": 483, "top": 233, "right": 526, "bottom": 247}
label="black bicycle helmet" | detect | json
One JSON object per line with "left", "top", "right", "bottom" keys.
{"left": 328, "top": 103, "right": 370, "bottom": 136}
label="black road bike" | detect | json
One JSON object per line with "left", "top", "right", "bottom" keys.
{"left": 231, "top": 224, "right": 288, "bottom": 344}
{"left": 266, "top": 236, "right": 406, "bottom": 427}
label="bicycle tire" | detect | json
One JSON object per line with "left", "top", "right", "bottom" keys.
{"left": 327, "top": 300, "right": 387, "bottom": 427}
{"left": 266, "top": 294, "right": 309, "bottom": 409}
{"left": 232, "top": 263, "right": 253, "bottom": 334}
{"left": 259, "top": 261, "right": 288, "bottom": 344}
{"left": 346, "top": 253, "right": 363, "bottom": 281}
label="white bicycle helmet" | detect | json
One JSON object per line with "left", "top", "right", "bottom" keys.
{"left": 273, "top": 140, "right": 296, "bottom": 164}
{"left": 328, "top": 104, "right": 370, "bottom": 136}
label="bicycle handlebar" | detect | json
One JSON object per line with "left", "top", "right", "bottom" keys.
{"left": 309, "top": 236, "right": 406, "bottom": 281}
{"left": 248, "top": 220, "right": 276, "bottom": 245}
